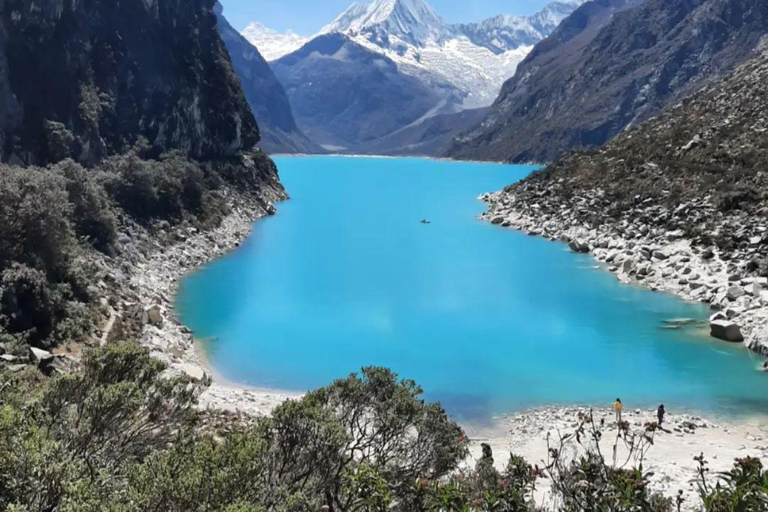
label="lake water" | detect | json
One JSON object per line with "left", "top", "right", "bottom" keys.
{"left": 176, "top": 156, "right": 768, "bottom": 422}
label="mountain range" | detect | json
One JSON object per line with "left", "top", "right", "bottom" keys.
{"left": 449, "top": 0, "right": 768, "bottom": 163}
{"left": 240, "top": 0, "right": 581, "bottom": 154}
{"left": 249, "top": 0, "right": 582, "bottom": 109}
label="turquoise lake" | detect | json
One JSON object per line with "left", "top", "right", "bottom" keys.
{"left": 177, "top": 156, "right": 768, "bottom": 422}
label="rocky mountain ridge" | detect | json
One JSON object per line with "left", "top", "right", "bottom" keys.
{"left": 215, "top": 5, "right": 320, "bottom": 154}
{"left": 248, "top": 0, "right": 581, "bottom": 111}
{"left": 450, "top": 0, "right": 768, "bottom": 163}
{"left": 0, "top": 0, "right": 261, "bottom": 166}
{"left": 481, "top": 48, "right": 768, "bottom": 355}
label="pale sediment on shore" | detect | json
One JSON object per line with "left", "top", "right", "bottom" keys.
{"left": 123, "top": 189, "right": 300, "bottom": 417}
{"left": 465, "top": 407, "right": 768, "bottom": 511}
{"left": 480, "top": 191, "right": 768, "bottom": 358}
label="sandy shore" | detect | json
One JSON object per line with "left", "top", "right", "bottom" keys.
{"left": 465, "top": 407, "right": 768, "bottom": 511}
{"left": 126, "top": 191, "right": 767, "bottom": 509}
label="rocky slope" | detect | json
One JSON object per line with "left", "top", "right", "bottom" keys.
{"left": 271, "top": 33, "right": 446, "bottom": 151}
{"left": 215, "top": 5, "right": 320, "bottom": 154}
{"left": 481, "top": 49, "right": 768, "bottom": 355}
{"left": 0, "top": 0, "right": 261, "bottom": 166}
{"left": 353, "top": 107, "right": 489, "bottom": 156}
{"left": 450, "top": 0, "right": 768, "bottom": 163}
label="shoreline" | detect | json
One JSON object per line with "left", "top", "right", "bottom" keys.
{"left": 465, "top": 406, "right": 768, "bottom": 511}
{"left": 480, "top": 191, "right": 768, "bottom": 359}
{"left": 126, "top": 188, "right": 302, "bottom": 417}
{"left": 125, "top": 166, "right": 766, "bottom": 510}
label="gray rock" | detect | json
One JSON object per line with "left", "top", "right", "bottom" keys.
{"left": 710, "top": 320, "right": 744, "bottom": 342}
{"left": 141, "top": 305, "right": 164, "bottom": 327}
{"left": 727, "top": 285, "right": 746, "bottom": 300}
{"left": 183, "top": 363, "right": 208, "bottom": 381}
{"left": 709, "top": 311, "right": 727, "bottom": 322}
{"left": 568, "top": 239, "right": 590, "bottom": 253}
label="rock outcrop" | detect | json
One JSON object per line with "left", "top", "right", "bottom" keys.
{"left": 0, "top": 0, "right": 258, "bottom": 166}
{"left": 480, "top": 49, "right": 768, "bottom": 353}
{"left": 449, "top": 0, "right": 768, "bottom": 163}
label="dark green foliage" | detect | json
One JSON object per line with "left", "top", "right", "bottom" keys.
{"left": 0, "top": 263, "right": 72, "bottom": 345}
{"left": 0, "top": 351, "right": 467, "bottom": 512}
{"left": 55, "top": 160, "right": 116, "bottom": 252}
{"left": 0, "top": 343, "right": 201, "bottom": 512}
{"left": 102, "top": 152, "right": 211, "bottom": 224}
{"left": 0, "top": 148, "right": 281, "bottom": 348}
{"left": 697, "top": 455, "right": 768, "bottom": 512}
{"left": 415, "top": 455, "right": 538, "bottom": 511}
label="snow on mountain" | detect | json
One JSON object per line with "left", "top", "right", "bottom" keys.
{"left": 242, "top": 0, "right": 581, "bottom": 108}
{"left": 314, "top": 0, "right": 582, "bottom": 108}
{"left": 320, "top": 0, "right": 446, "bottom": 47}
{"left": 456, "top": 1, "right": 584, "bottom": 54}
{"left": 241, "top": 23, "right": 309, "bottom": 61}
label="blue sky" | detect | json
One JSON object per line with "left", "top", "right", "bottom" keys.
{"left": 220, "top": 0, "right": 558, "bottom": 33}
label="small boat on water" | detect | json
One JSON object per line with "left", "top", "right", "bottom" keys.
{"left": 420, "top": 219, "right": 431, "bottom": 224}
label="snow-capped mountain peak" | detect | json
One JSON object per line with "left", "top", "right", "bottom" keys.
{"left": 242, "top": 0, "right": 583, "bottom": 108}
{"left": 320, "top": 0, "right": 447, "bottom": 47}
{"left": 241, "top": 22, "right": 310, "bottom": 62}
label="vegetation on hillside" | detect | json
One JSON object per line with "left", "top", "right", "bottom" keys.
{"left": 0, "top": 145, "right": 279, "bottom": 351}
{"left": 2, "top": 343, "right": 766, "bottom": 512}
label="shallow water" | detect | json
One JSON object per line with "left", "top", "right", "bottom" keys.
{"left": 176, "top": 156, "right": 768, "bottom": 422}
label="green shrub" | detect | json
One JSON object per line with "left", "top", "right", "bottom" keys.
{"left": 697, "top": 455, "right": 768, "bottom": 512}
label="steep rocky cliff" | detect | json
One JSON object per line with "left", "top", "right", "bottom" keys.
{"left": 215, "top": 5, "right": 319, "bottom": 154}
{"left": 450, "top": 0, "right": 768, "bottom": 163}
{"left": 0, "top": 0, "right": 260, "bottom": 166}
{"left": 0, "top": 0, "right": 285, "bottom": 350}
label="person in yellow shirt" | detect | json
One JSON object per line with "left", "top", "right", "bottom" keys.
{"left": 614, "top": 398, "right": 623, "bottom": 423}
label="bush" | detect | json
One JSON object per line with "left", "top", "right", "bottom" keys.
{"left": 0, "top": 356, "right": 467, "bottom": 512}
{"left": 697, "top": 455, "right": 768, "bottom": 512}
{"left": 55, "top": 160, "right": 116, "bottom": 252}
{"left": 0, "top": 148, "right": 270, "bottom": 348}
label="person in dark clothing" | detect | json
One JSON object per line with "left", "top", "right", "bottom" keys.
{"left": 657, "top": 404, "right": 666, "bottom": 427}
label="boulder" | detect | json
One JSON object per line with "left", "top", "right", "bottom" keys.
{"left": 183, "top": 363, "right": 208, "bottom": 382}
{"left": 568, "top": 240, "right": 590, "bottom": 253}
{"left": 143, "top": 305, "right": 164, "bottom": 327}
{"left": 652, "top": 249, "right": 669, "bottom": 260}
{"left": 709, "top": 311, "right": 727, "bottom": 323}
{"left": 727, "top": 285, "right": 745, "bottom": 301}
{"left": 710, "top": 320, "right": 744, "bottom": 342}
{"left": 29, "top": 347, "right": 55, "bottom": 365}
